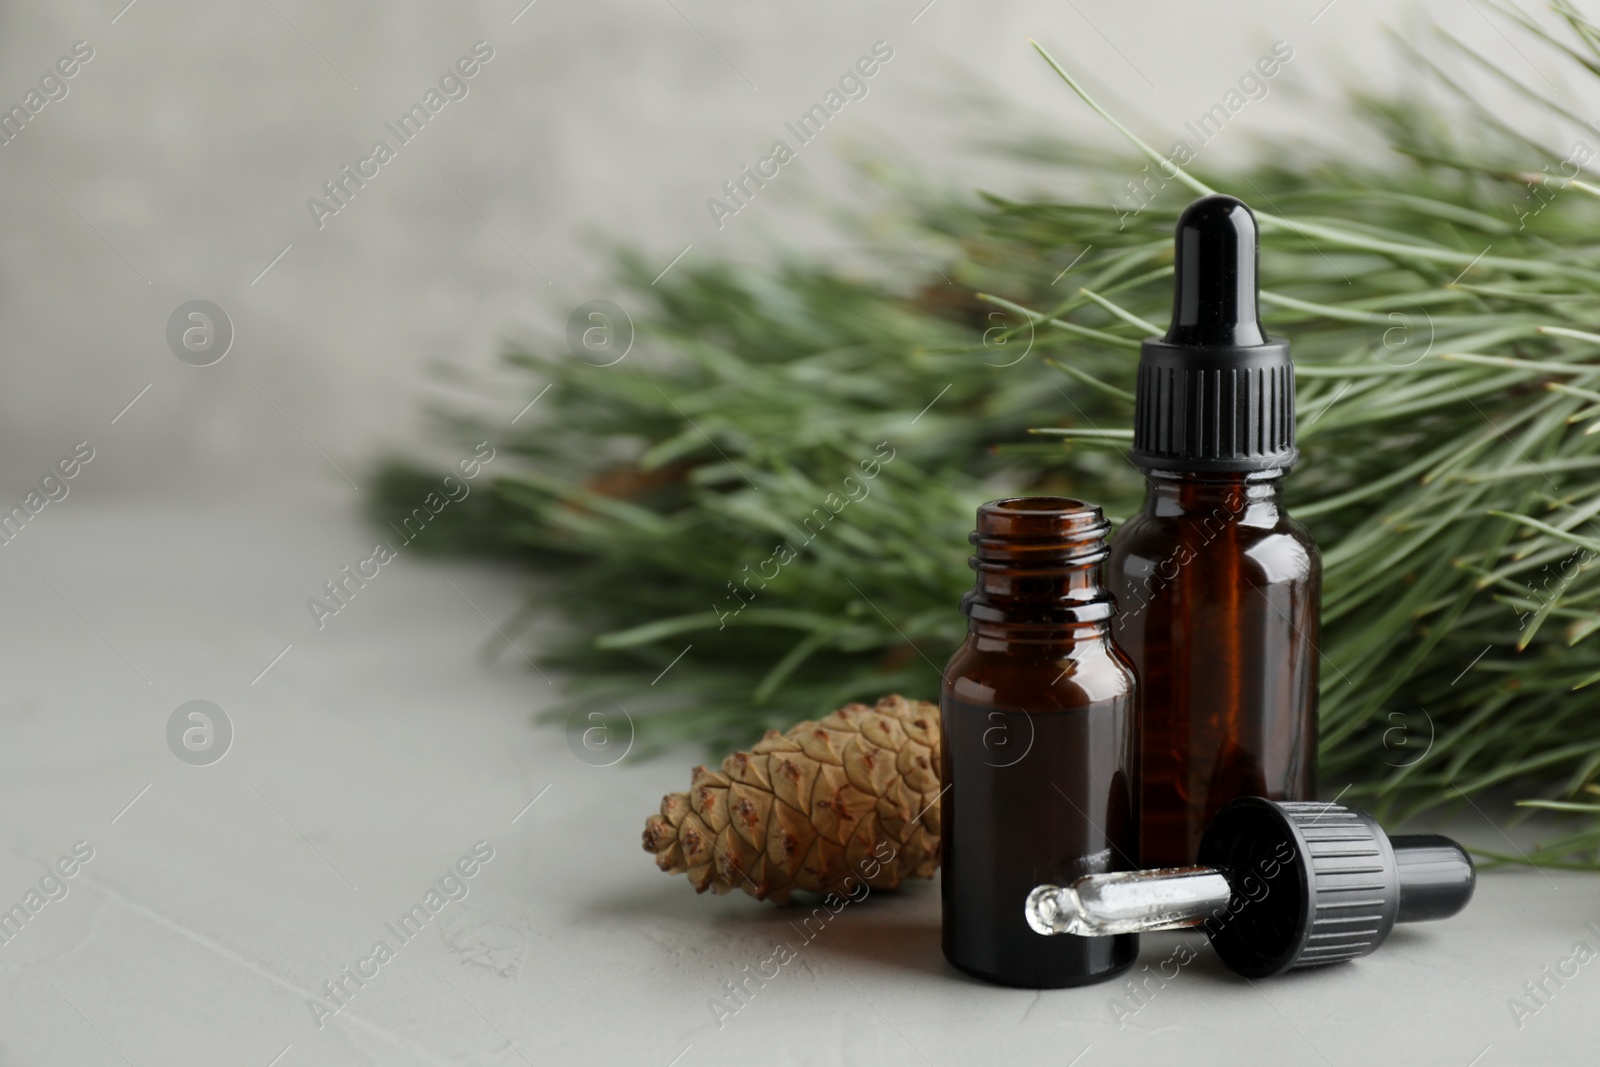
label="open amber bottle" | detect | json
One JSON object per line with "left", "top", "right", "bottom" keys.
{"left": 940, "top": 497, "right": 1139, "bottom": 988}
{"left": 1107, "top": 194, "right": 1320, "bottom": 869}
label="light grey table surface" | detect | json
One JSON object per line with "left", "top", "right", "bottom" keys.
{"left": 0, "top": 504, "right": 1593, "bottom": 1066}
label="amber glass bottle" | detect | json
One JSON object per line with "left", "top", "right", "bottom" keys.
{"left": 1107, "top": 194, "right": 1320, "bottom": 869}
{"left": 941, "top": 497, "right": 1139, "bottom": 988}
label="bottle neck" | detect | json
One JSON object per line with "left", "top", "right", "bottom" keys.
{"left": 960, "top": 497, "right": 1117, "bottom": 641}
{"left": 1139, "top": 468, "right": 1286, "bottom": 525}
{"left": 969, "top": 619, "right": 1114, "bottom": 647}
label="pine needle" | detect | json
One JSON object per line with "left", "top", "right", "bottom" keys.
{"left": 374, "top": 11, "right": 1600, "bottom": 867}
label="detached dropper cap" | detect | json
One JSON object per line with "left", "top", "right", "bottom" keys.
{"left": 1130, "top": 194, "right": 1297, "bottom": 472}
{"left": 1026, "top": 799, "right": 1476, "bottom": 981}
{"left": 1198, "top": 799, "right": 1475, "bottom": 978}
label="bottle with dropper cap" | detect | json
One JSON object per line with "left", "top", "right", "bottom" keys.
{"left": 1107, "top": 194, "right": 1321, "bottom": 869}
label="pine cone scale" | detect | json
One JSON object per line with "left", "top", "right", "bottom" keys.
{"left": 643, "top": 695, "right": 941, "bottom": 903}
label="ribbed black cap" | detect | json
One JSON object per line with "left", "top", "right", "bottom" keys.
{"left": 1130, "top": 195, "right": 1297, "bottom": 473}
{"left": 1198, "top": 799, "right": 1475, "bottom": 979}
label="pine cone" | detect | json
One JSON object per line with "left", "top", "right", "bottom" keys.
{"left": 642, "top": 695, "right": 942, "bottom": 903}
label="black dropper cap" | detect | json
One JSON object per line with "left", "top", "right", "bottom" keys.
{"left": 1198, "top": 798, "right": 1475, "bottom": 979}
{"left": 1130, "top": 194, "right": 1297, "bottom": 472}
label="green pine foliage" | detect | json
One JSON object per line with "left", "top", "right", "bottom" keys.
{"left": 374, "top": 5, "right": 1600, "bottom": 865}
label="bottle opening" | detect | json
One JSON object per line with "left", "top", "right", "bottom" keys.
{"left": 989, "top": 495, "right": 1089, "bottom": 513}
{"left": 975, "top": 497, "right": 1110, "bottom": 544}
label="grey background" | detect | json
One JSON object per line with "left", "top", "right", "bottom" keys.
{"left": 0, "top": 0, "right": 1573, "bottom": 502}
